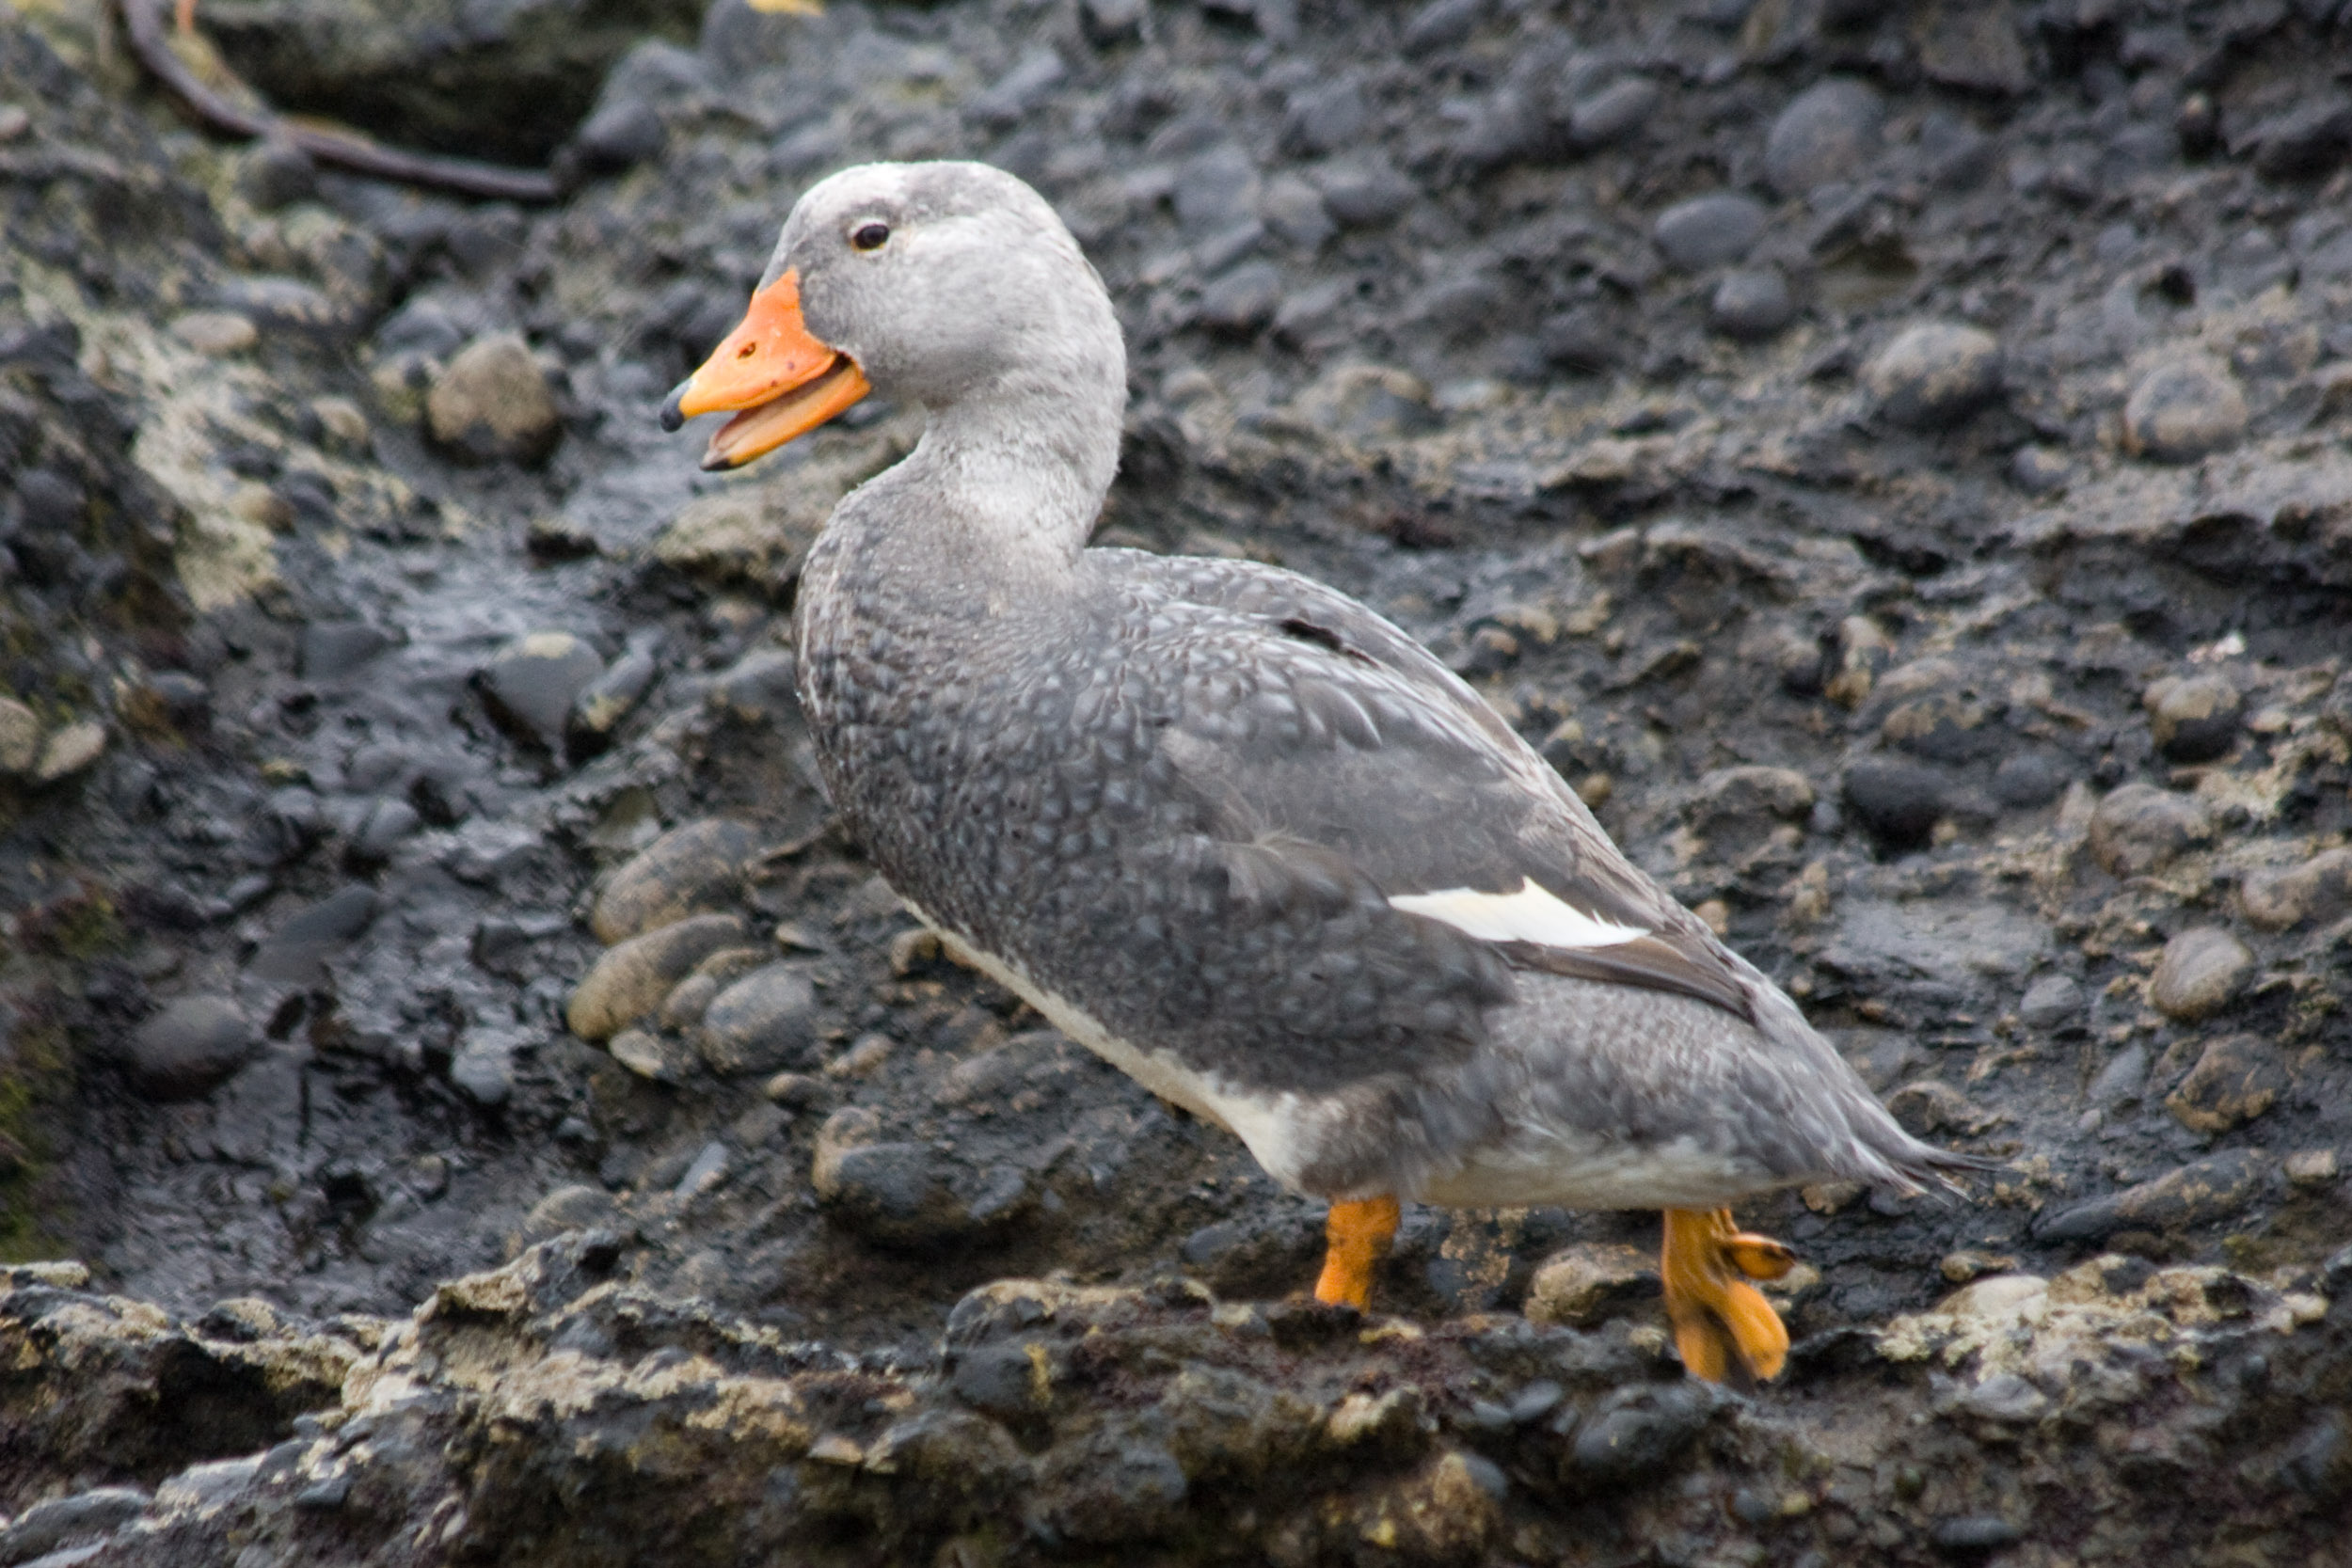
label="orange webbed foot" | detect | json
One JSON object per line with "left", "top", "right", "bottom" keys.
{"left": 1311, "top": 1195, "right": 1400, "bottom": 1310}
{"left": 1661, "top": 1207, "right": 1793, "bottom": 1386}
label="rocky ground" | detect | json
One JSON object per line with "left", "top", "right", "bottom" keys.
{"left": 3, "top": 0, "right": 2351, "bottom": 1561}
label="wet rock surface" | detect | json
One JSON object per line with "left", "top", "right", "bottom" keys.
{"left": 4, "top": 0, "right": 2352, "bottom": 1559}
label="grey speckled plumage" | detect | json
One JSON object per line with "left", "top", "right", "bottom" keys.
{"left": 746, "top": 161, "right": 1976, "bottom": 1213}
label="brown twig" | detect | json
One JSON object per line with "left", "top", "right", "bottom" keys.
{"left": 118, "top": 0, "right": 561, "bottom": 204}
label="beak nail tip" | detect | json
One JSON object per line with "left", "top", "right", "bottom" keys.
{"left": 659, "top": 384, "right": 689, "bottom": 433}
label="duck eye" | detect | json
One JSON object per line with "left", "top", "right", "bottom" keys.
{"left": 850, "top": 221, "right": 891, "bottom": 252}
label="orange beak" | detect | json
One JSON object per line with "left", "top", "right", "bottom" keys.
{"left": 660, "top": 269, "right": 871, "bottom": 470}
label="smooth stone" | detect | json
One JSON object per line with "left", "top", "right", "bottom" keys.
{"left": 2166, "top": 1034, "right": 2287, "bottom": 1133}
{"left": 1764, "top": 78, "right": 1883, "bottom": 198}
{"left": 238, "top": 135, "right": 317, "bottom": 209}
{"left": 2018, "top": 974, "right": 2084, "bottom": 1029}
{"left": 608, "top": 1027, "right": 682, "bottom": 1083}
{"left": 169, "top": 311, "right": 260, "bottom": 356}
{"left": 1196, "top": 261, "right": 1283, "bottom": 336}
{"left": 1402, "top": 0, "right": 1484, "bottom": 53}
{"left": 426, "top": 332, "right": 561, "bottom": 467}
{"left": 524, "top": 1183, "right": 618, "bottom": 1240}
{"left": 1568, "top": 77, "right": 1660, "bottom": 148}
{"left": 2086, "top": 1041, "right": 2148, "bottom": 1108}
{"left": 2122, "top": 357, "right": 2247, "bottom": 463}
{"left": 590, "top": 818, "right": 759, "bottom": 944}
{"left": 569, "top": 641, "right": 660, "bottom": 741}
{"left": 349, "top": 796, "right": 422, "bottom": 866}
{"left": 2036, "top": 1149, "right": 2268, "bottom": 1242}
{"left": 2233, "top": 98, "right": 2352, "bottom": 180}
{"left": 2240, "top": 848, "right": 2352, "bottom": 931}
{"left": 1864, "top": 322, "right": 2002, "bottom": 428}
{"left": 567, "top": 912, "right": 750, "bottom": 1041}
{"left": 1842, "top": 756, "right": 1947, "bottom": 849}
{"left": 2147, "top": 926, "right": 2253, "bottom": 1022}
{"left": 2009, "top": 444, "right": 2072, "bottom": 494}
{"left": 1564, "top": 1384, "right": 1719, "bottom": 1485}
{"left": 450, "top": 1030, "right": 519, "bottom": 1106}
{"left": 813, "top": 1107, "right": 1030, "bottom": 1245}
{"left": 660, "top": 971, "right": 723, "bottom": 1032}
{"left": 0, "top": 696, "right": 40, "bottom": 774}
{"left": 298, "top": 621, "right": 394, "bottom": 680}
{"left": 0, "top": 1488, "right": 152, "bottom": 1564}
{"left": 571, "top": 98, "right": 665, "bottom": 173}
{"left": 2143, "top": 673, "right": 2242, "bottom": 762}
{"left": 1282, "top": 80, "right": 1369, "bottom": 158}
{"left": 481, "top": 632, "right": 606, "bottom": 752}
{"left": 1652, "top": 192, "right": 1767, "bottom": 271}
{"left": 246, "top": 885, "right": 379, "bottom": 983}
{"left": 127, "top": 996, "right": 259, "bottom": 1101}
{"left": 1709, "top": 265, "right": 1795, "bottom": 339}
{"left": 1523, "top": 1243, "right": 1659, "bottom": 1328}
{"left": 1258, "top": 174, "right": 1333, "bottom": 251}
{"left": 33, "top": 721, "right": 105, "bottom": 784}
{"left": 696, "top": 962, "right": 820, "bottom": 1075}
{"left": 1311, "top": 156, "right": 1416, "bottom": 229}
{"left": 2086, "top": 784, "right": 2211, "bottom": 876}
{"left": 1990, "top": 751, "right": 2069, "bottom": 809}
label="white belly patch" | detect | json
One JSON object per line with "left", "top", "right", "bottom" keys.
{"left": 901, "top": 899, "right": 1319, "bottom": 1192}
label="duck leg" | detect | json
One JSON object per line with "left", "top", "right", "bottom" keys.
{"left": 176, "top": 0, "right": 197, "bottom": 33}
{"left": 1661, "top": 1207, "right": 1795, "bottom": 1385}
{"left": 1311, "top": 1196, "right": 1400, "bottom": 1309}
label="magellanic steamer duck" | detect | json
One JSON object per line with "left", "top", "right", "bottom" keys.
{"left": 660, "top": 161, "right": 1983, "bottom": 1385}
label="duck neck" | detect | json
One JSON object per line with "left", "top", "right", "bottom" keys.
{"left": 903, "top": 358, "right": 1124, "bottom": 566}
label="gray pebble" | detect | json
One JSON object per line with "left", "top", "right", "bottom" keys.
{"left": 2233, "top": 98, "right": 2352, "bottom": 181}
{"left": 1196, "top": 261, "right": 1283, "bottom": 336}
{"left": 2122, "top": 357, "right": 2247, "bottom": 462}
{"left": 2036, "top": 1149, "right": 2267, "bottom": 1242}
{"left": 1764, "top": 78, "right": 1883, "bottom": 198}
{"left": 2086, "top": 1041, "right": 2147, "bottom": 1108}
{"left": 1652, "top": 192, "right": 1766, "bottom": 271}
{"left": 348, "top": 796, "right": 422, "bottom": 867}
{"left": 127, "top": 996, "right": 258, "bottom": 1102}
{"left": 591, "top": 817, "right": 759, "bottom": 943}
{"left": 567, "top": 912, "right": 750, "bottom": 1041}
{"left": 1282, "top": 80, "right": 1369, "bottom": 158}
{"left": 2165, "top": 1034, "right": 2288, "bottom": 1133}
{"left": 2143, "top": 673, "right": 2241, "bottom": 763}
{"left": 1257, "top": 174, "right": 1332, "bottom": 251}
{"left": 480, "top": 631, "right": 606, "bottom": 752}
{"left": 247, "top": 884, "right": 379, "bottom": 984}
{"left": 2087, "top": 784, "right": 2212, "bottom": 876}
{"left": 427, "top": 332, "right": 561, "bottom": 467}
{"left": 1401, "top": 0, "right": 1484, "bottom": 54}
{"left": 1842, "top": 756, "right": 1947, "bottom": 849}
{"left": 1311, "top": 157, "right": 1416, "bottom": 229}
{"left": 298, "top": 621, "right": 393, "bottom": 681}
{"left": 2008, "top": 444, "right": 2072, "bottom": 494}
{"left": 239, "top": 136, "right": 317, "bottom": 210}
{"left": 571, "top": 98, "right": 666, "bottom": 174}
{"left": 569, "top": 638, "right": 660, "bottom": 743}
{"left": 697, "top": 962, "right": 820, "bottom": 1075}
{"left": 2019, "top": 974, "right": 2084, "bottom": 1030}
{"left": 2147, "top": 926, "right": 2253, "bottom": 1022}
{"left": 2240, "top": 847, "right": 2352, "bottom": 932}
{"left": 0, "top": 1488, "right": 152, "bottom": 1564}
{"left": 450, "top": 1029, "right": 519, "bottom": 1106}
{"left": 1864, "top": 322, "right": 2003, "bottom": 429}
{"left": 1568, "top": 78, "right": 1660, "bottom": 149}
{"left": 1990, "top": 751, "right": 2069, "bottom": 810}
{"left": 1709, "top": 265, "right": 1795, "bottom": 339}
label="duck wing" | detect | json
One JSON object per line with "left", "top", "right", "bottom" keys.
{"left": 1114, "top": 550, "right": 1759, "bottom": 1026}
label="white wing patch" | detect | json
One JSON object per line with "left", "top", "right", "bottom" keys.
{"left": 1389, "top": 878, "right": 1646, "bottom": 949}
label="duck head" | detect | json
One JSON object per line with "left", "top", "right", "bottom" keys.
{"left": 661, "top": 161, "right": 1125, "bottom": 474}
